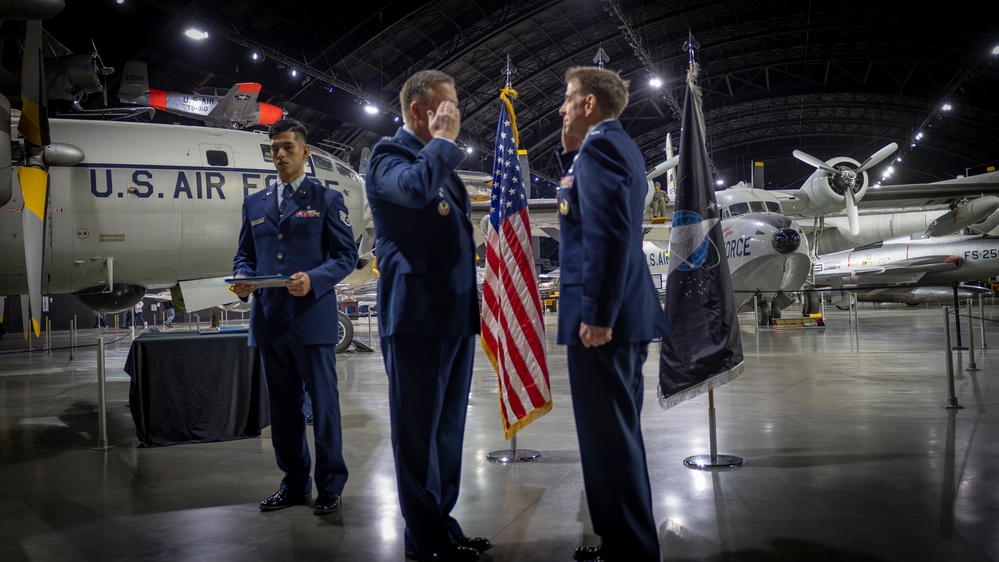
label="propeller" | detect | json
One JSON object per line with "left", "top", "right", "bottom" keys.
{"left": 793, "top": 142, "right": 898, "bottom": 236}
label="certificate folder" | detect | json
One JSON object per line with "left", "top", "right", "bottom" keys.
{"left": 224, "top": 275, "right": 291, "bottom": 288}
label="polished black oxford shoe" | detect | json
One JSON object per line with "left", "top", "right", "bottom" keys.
{"left": 312, "top": 491, "right": 341, "bottom": 515}
{"left": 259, "top": 488, "right": 310, "bottom": 511}
{"left": 404, "top": 544, "right": 480, "bottom": 562}
{"left": 455, "top": 535, "right": 492, "bottom": 552}
{"left": 574, "top": 545, "right": 603, "bottom": 560}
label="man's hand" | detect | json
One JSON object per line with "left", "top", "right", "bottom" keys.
{"left": 561, "top": 123, "right": 583, "bottom": 153}
{"left": 285, "top": 271, "right": 312, "bottom": 297}
{"left": 231, "top": 275, "right": 259, "bottom": 298}
{"left": 429, "top": 100, "right": 461, "bottom": 141}
{"left": 579, "top": 322, "right": 612, "bottom": 348}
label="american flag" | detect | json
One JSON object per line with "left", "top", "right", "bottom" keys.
{"left": 480, "top": 89, "right": 552, "bottom": 439}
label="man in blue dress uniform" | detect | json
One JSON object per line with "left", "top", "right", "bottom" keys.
{"left": 232, "top": 119, "right": 357, "bottom": 517}
{"left": 365, "top": 70, "right": 489, "bottom": 562}
{"left": 555, "top": 67, "right": 671, "bottom": 562}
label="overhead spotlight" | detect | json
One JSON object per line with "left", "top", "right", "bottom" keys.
{"left": 116, "top": 0, "right": 124, "bottom": 4}
{"left": 251, "top": 51, "right": 263, "bottom": 61}
{"left": 915, "top": 132, "right": 923, "bottom": 140}
{"left": 393, "top": 115, "right": 400, "bottom": 122}
{"left": 184, "top": 28, "right": 209, "bottom": 41}
{"left": 886, "top": 166, "right": 894, "bottom": 176}
{"left": 466, "top": 146, "right": 474, "bottom": 154}
{"left": 363, "top": 104, "right": 378, "bottom": 115}
{"left": 327, "top": 84, "right": 334, "bottom": 93}
{"left": 992, "top": 45, "right": 999, "bottom": 55}
{"left": 715, "top": 179, "right": 724, "bottom": 186}
{"left": 534, "top": 176, "right": 539, "bottom": 182}
{"left": 910, "top": 143, "right": 917, "bottom": 148}
{"left": 896, "top": 156, "right": 902, "bottom": 162}
{"left": 291, "top": 68, "right": 297, "bottom": 77}
{"left": 649, "top": 77, "right": 662, "bottom": 88}
{"left": 941, "top": 103, "right": 952, "bottom": 111}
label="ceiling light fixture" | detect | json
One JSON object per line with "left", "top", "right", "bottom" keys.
{"left": 364, "top": 104, "right": 378, "bottom": 115}
{"left": 184, "top": 28, "right": 208, "bottom": 41}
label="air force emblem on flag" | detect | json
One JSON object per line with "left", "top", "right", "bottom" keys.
{"left": 339, "top": 210, "right": 351, "bottom": 227}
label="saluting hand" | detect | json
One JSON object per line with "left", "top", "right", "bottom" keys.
{"left": 561, "top": 124, "right": 582, "bottom": 153}
{"left": 429, "top": 100, "right": 461, "bottom": 141}
{"left": 285, "top": 271, "right": 312, "bottom": 297}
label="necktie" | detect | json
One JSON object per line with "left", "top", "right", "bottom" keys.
{"left": 279, "top": 183, "right": 294, "bottom": 215}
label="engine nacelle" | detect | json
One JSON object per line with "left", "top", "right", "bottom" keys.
{"left": 796, "top": 156, "right": 869, "bottom": 217}
{"left": 74, "top": 283, "right": 145, "bottom": 313}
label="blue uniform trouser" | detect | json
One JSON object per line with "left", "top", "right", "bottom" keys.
{"left": 566, "top": 342, "right": 659, "bottom": 562}
{"left": 382, "top": 334, "right": 474, "bottom": 555}
{"left": 259, "top": 343, "right": 347, "bottom": 495}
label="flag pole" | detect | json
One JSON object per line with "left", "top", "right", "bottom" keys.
{"left": 658, "top": 32, "right": 744, "bottom": 470}
{"left": 485, "top": 54, "right": 544, "bottom": 463}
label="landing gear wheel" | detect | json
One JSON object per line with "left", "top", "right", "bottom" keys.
{"left": 336, "top": 310, "right": 353, "bottom": 353}
{"left": 802, "top": 290, "right": 821, "bottom": 316}
{"left": 756, "top": 300, "right": 772, "bottom": 327}
{"left": 771, "top": 303, "right": 782, "bottom": 319}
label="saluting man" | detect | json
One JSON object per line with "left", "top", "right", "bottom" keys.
{"left": 365, "top": 70, "right": 489, "bottom": 562}
{"left": 232, "top": 118, "right": 357, "bottom": 517}
{"left": 556, "top": 66, "right": 670, "bottom": 562}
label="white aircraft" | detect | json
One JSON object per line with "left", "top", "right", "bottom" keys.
{"left": 0, "top": 115, "right": 370, "bottom": 350}
{"left": 813, "top": 233, "right": 998, "bottom": 305}
{"left": 118, "top": 60, "right": 286, "bottom": 129}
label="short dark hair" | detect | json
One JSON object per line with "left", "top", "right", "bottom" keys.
{"left": 399, "top": 70, "right": 455, "bottom": 124}
{"left": 268, "top": 119, "right": 308, "bottom": 143}
{"left": 564, "top": 66, "right": 630, "bottom": 118}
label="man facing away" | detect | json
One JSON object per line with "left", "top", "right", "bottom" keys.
{"left": 232, "top": 118, "right": 357, "bottom": 517}
{"left": 364, "top": 70, "right": 489, "bottom": 562}
{"left": 555, "top": 66, "right": 671, "bottom": 562}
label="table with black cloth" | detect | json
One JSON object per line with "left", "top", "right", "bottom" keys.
{"left": 124, "top": 331, "right": 270, "bottom": 447}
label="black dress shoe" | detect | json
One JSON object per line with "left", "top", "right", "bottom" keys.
{"left": 574, "top": 545, "right": 602, "bottom": 560}
{"left": 259, "top": 488, "right": 310, "bottom": 511}
{"left": 313, "top": 491, "right": 341, "bottom": 515}
{"left": 455, "top": 535, "right": 492, "bottom": 552}
{"left": 404, "top": 545, "right": 480, "bottom": 562}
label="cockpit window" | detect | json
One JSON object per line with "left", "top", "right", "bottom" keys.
{"left": 261, "top": 144, "right": 273, "bottom": 163}
{"left": 728, "top": 202, "right": 750, "bottom": 216}
{"left": 766, "top": 201, "right": 782, "bottom": 214}
{"left": 854, "top": 241, "right": 884, "bottom": 251}
{"left": 749, "top": 201, "right": 766, "bottom": 213}
{"left": 335, "top": 163, "right": 357, "bottom": 181}
{"left": 312, "top": 154, "right": 333, "bottom": 172}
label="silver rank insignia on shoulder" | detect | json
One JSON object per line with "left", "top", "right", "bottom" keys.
{"left": 339, "top": 210, "right": 351, "bottom": 226}
{"left": 559, "top": 199, "right": 569, "bottom": 216}
{"left": 438, "top": 200, "right": 451, "bottom": 216}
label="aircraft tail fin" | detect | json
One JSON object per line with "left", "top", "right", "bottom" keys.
{"left": 118, "top": 60, "right": 148, "bottom": 102}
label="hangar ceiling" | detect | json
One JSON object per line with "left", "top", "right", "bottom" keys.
{"left": 11, "top": 0, "right": 999, "bottom": 197}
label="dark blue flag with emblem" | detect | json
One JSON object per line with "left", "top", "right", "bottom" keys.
{"left": 658, "top": 64, "right": 744, "bottom": 409}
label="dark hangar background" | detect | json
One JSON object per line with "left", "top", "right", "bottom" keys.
{"left": 11, "top": 0, "right": 999, "bottom": 197}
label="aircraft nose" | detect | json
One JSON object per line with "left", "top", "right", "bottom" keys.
{"left": 772, "top": 228, "right": 801, "bottom": 254}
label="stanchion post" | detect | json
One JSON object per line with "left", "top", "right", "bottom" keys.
{"left": 487, "top": 433, "right": 541, "bottom": 463}
{"left": 967, "top": 299, "right": 978, "bottom": 371}
{"left": 683, "top": 389, "right": 744, "bottom": 469}
{"left": 753, "top": 293, "right": 759, "bottom": 332}
{"left": 69, "top": 319, "right": 75, "bottom": 361}
{"left": 943, "top": 307, "right": 963, "bottom": 410}
{"left": 367, "top": 310, "right": 372, "bottom": 347}
{"left": 94, "top": 335, "right": 113, "bottom": 451}
{"left": 979, "top": 295, "right": 988, "bottom": 350}
{"left": 45, "top": 317, "right": 51, "bottom": 353}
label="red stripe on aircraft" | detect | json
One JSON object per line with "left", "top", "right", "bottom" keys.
{"left": 238, "top": 83, "right": 262, "bottom": 93}
{"left": 149, "top": 89, "right": 166, "bottom": 110}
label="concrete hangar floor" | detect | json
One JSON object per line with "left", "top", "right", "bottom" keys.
{"left": 0, "top": 304, "right": 997, "bottom": 562}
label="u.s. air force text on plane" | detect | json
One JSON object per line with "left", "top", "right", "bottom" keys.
{"left": 86, "top": 165, "right": 341, "bottom": 200}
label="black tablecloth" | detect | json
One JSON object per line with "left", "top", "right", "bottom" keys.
{"left": 125, "top": 331, "right": 270, "bottom": 447}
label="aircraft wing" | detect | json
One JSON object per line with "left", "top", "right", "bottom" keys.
{"left": 206, "top": 83, "right": 262, "bottom": 127}
{"left": 859, "top": 172, "right": 999, "bottom": 208}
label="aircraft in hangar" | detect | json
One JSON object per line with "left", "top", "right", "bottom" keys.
{"left": 0, "top": 115, "right": 371, "bottom": 349}
{"left": 812, "top": 233, "right": 999, "bottom": 306}
{"left": 118, "top": 60, "right": 287, "bottom": 130}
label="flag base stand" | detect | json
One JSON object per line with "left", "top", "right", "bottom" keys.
{"left": 486, "top": 435, "right": 541, "bottom": 463}
{"left": 683, "top": 453, "right": 743, "bottom": 470}
{"left": 684, "top": 389, "right": 744, "bottom": 471}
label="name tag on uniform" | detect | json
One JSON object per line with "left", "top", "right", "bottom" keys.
{"left": 251, "top": 218, "right": 265, "bottom": 226}
{"left": 295, "top": 210, "right": 321, "bottom": 218}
